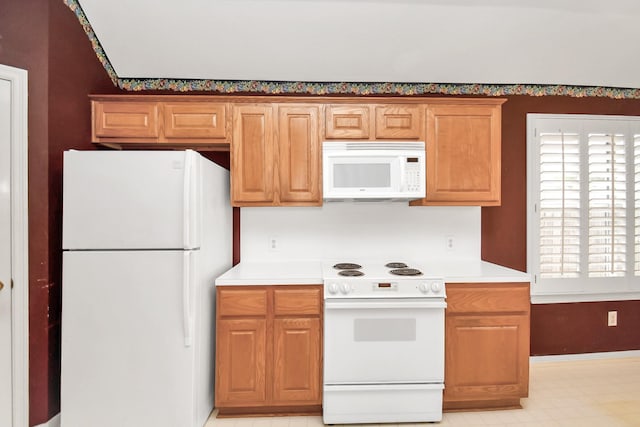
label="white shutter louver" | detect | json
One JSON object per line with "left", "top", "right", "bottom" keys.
{"left": 635, "top": 134, "right": 640, "bottom": 276}
{"left": 588, "top": 133, "right": 626, "bottom": 277}
{"left": 539, "top": 131, "right": 581, "bottom": 278}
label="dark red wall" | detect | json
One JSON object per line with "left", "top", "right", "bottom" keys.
{"left": 482, "top": 95, "right": 640, "bottom": 355}
{"left": 530, "top": 301, "right": 640, "bottom": 355}
{"left": 2, "top": 0, "right": 122, "bottom": 424}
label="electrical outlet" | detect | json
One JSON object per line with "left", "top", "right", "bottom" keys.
{"left": 607, "top": 310, "right": 618, "bottom": 327}
{"left": 268, "top": 236, "right": 279, "bottom": 252}
{"left": 446, "top": 236, "right": 455, "bottom": 251}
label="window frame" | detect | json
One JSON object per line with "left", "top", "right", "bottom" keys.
{"left": 527, "top": 114, "right": 640, "bottom": 303}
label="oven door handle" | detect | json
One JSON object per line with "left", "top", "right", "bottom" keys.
{"left": 325, "top": 300, "right": 447, "bottom": 310}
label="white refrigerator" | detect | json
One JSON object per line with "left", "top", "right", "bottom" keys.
{"left": 61, "top": 150, "right": 232, "bottom": 427}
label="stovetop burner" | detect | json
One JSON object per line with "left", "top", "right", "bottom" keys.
{"left": 385, "top": 262, "right": 408, "bottom": 269}
{"left": 390, "top": 268, "right": 423, "bottom": 276}
{"left": 334, "top": 263, "right": 362, "bottom": 270}
{"left": 338, "top": 270, "right": 364, "bottom": 277}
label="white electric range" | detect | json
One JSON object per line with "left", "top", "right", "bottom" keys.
{"left": 322, "top": 261, "right": 446, "bottom": 425}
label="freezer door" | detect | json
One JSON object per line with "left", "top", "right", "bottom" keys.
{"left": 61, "top": 250, "right": 210, "bottom": 427}
{"left": 62, "top": 150, "right": 201, "bottom": 250}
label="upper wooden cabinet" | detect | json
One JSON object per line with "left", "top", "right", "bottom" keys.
{"left": 374, "top": 105, "right": 422, "bottom": 139}
{"left": 231, "top": 105, "right": 275, "bottom": 204}
{"left": 231, "top": 104, "right": 321, "bottom": 207}
{"left": 90, "top": 95, "right": 505, "bottom": 207}
{"left": 93, "top": 101, "right": 160, "bottom": 139}
{"left": 412, "top": 103, "right": 503, "bottom": 206}
{"left": 163, "top": 102, "right": 226, "bottom": 139}
{"left": 278, "top": 105, "right": 321, "bottom": 204}
{"left": 325, "top": 104, "right": 422, "bottom": 140}
{"left": 90, "top": 96, "right": 229, "bottom": 150}
{"left": 325, "top": 105, "right": 370, "bottom": 139}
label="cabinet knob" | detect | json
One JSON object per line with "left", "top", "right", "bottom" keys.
{"left": 0, "top": 281, "right": 4, "bottom": 291}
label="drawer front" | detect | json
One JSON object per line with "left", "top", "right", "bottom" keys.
{"left": 325, "top": 105, "right": 371, "bottom": 139}
{"left": 163, "top": 102, "right": 227, "bottom": 139}
{"left": 446, "top": 283, "right": 530, "bottom": 314}
{"left": 94, "top": 101, "right": 159, "bottom": 138}
{"left": 375, "top": 105, "right": 421, "bottom": 139}
{"left": 274, "top": 287, "right": 322, "bottom": 316}
{"left": 218, "top": 288, "right": 268, "bottom": 317}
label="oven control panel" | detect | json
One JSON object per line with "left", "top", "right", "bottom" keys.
{"left": 324, "top": 279, "right": 445, "bottom": 299}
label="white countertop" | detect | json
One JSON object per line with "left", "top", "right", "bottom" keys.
{"left": 432, "top": 260, "right": 530, "bottom": 283}
{"left": 215, "top": 259, "right": 529, "bottom": 286}
{"left": 215, "top": 261, "right": 323, "bottom": 286}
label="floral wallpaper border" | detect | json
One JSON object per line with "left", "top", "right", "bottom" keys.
{"left": 65, "top": 0, "right": 640, "bottom": 100}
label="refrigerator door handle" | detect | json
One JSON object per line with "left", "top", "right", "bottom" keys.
{"left": 182, "top": 150, "right": 201, "bottom": 249}
{"left": 183, "top": 150, "right": 194, "bottom": 249}
{"left": 182, "top": 151, "right": 192, "bottom": 249}
{"left": 182, "top": 251, "right": 193, "bottom": 347}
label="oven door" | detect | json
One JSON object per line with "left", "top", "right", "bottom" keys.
{"left": 324, "top": 298, "right": 446, "bottom": 385}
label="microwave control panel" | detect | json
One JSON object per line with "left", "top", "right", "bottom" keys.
{"left": 404, "top": 157, "right": 422, "bottom": 192}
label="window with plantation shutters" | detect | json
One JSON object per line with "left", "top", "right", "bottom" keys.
{"left": 528, "top": 115, "right": 640, "bottom": 303}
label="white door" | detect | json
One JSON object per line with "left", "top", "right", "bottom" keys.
{"left": 0, "top": 77, "right": 13, "bottom": 427}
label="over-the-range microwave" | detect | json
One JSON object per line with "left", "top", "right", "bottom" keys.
{"left": 322, "top": 141, "right": 426, "bottom": 201}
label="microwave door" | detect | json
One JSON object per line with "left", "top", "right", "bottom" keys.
{"left": 325, "top": 156, "right": 401, "bottom": 198}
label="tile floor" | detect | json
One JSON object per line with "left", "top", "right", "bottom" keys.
{"left": 205, "top": 356, "right": 640, "bottom": 427}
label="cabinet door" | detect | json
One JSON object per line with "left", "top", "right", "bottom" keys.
{"left": 231, "top": 105, "right": 275, "bottom": 205}
{"left": 375, "top": 105, "right": 421, "bottom": 139}
{"left": 325, "top": 105, "right": 370, "bottom": 139}
{"left": 93, "top": 101, "right": 159, "bottom": 139}
{"left": 163, "top": 102, "right": 227, "bottom": 139}
{"left": 216, "top": 318, "right": 267, "bottom": 406}
{"left": 424, "top": 105, "right": 501, "bottom": 205}
{"left": 444, "top": 314, "right": 529, "bottom": 405}
{"left": 278, "top": 105, "right": 321, "bottom": 205}
{"left": 272, "top": 317, "right": 321, "bottom": 404}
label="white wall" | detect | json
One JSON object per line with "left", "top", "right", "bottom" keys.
{"left": 79, "top": 0, "right": 640, "bottom": 88}
{"left": 241, "top": 202, "right": 480, "bottom": 263}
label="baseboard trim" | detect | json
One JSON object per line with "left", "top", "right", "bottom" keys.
{"left": 530, "top": 349, "right": 640, "bottom": 363}
{"left": 34, "top": 413, "right": 60, "bottom": 427}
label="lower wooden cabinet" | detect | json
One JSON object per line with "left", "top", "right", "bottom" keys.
{"left": 444, "top": 282, "right": 530, "bottom": 411}
{"left": 273, "top": 317, "right": 321, "bottom": 403}
{"left": 215, "top": 285, "right": 322, "bottom": 415}
{"left": 216, "top": 318, "right": 267, "bottom": 404}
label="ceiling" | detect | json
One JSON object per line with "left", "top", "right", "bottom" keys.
{"left": 76, "top": 0, "right": 640, "bottom": 88}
